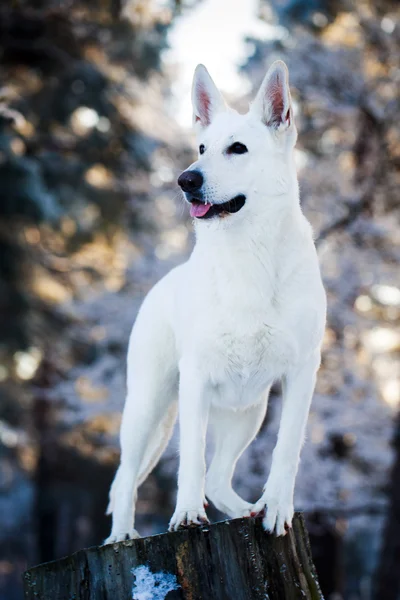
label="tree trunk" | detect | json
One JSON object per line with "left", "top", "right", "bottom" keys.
{"left": 23, "top": 513, "right": 323, "bottom": 600}
{"left": 374, "top": 413, "right": 400, "bottom": 600}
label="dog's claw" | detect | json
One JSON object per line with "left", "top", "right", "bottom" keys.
{"left": 103, "top": 529, "right": 140, "bottom": 545}
{"left": 169, "top": 508, "right": 209, "bottom": 532}
{"left": 250, "top": 507, "right": 266, "bottom": 518}
{"left": 250, "top": 495, "right": 293, "bottom": 536}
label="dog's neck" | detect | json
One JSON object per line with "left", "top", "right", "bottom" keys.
{"left": 189, "top": 181, "right": 303, "bottom": 306}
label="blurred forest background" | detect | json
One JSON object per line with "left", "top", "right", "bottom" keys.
{"left": 0, "top": 0, "right": 399, "bottom": 599}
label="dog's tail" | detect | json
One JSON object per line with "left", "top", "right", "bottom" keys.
{"left": 106, "top": 400, "right": 178, "bottom": 515}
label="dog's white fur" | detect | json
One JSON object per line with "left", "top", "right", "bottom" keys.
{"left": 105, "top": 61, "right": 326, "bottom": 544}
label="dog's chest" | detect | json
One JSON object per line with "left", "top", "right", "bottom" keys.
{"left": 181, "top": 263, "right": 298, "bottom": 407}
{"left": 203, "top": 305, "right": 296, "bottom": 405}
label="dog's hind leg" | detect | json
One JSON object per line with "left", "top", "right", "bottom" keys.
{"left": 137, "top": 400, "right": 178, "bottom": 488}
{"left": 106, "top": 400, "right": 178, "bottom": 516}
{"left": 105, "top": 369, "right": 178, "bottom": 544}
{"left": 104, "top": 282, "right": 179, "bottom": 544}
{"left": 206, "top": 393, "right": 269, "bottom": 518}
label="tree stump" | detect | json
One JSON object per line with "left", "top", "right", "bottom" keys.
{"left": 23, "top": 513, "right": 323, "bottom": 599}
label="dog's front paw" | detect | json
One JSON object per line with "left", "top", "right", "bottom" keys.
{"left": 251, "top": 492, "right": 294, "bottom": 537}
{"left": 103, "top": 529, "right": 140, "bottom": 545}
{"left": 169, "top": 508, "right": 209, "bottom": 532}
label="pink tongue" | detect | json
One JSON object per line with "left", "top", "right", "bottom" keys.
{"left": 190, "top": 202, "right": 212, "bottom": 218}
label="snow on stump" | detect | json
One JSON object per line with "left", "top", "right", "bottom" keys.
{"left": 22, "top": 513, "right": 323, "bottom": 599}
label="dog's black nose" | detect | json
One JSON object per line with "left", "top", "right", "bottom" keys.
{"left": 178, "top": 170, "right": 203, "bottom": 193}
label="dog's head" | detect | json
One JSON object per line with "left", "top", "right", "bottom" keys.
{"left": 178, "top": 61, "right": 298, "bottom": 223}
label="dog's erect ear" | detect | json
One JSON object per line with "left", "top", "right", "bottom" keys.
{"left": 251, "top": 60, "right": 293, "bottom": 132}
{"left": 192, "top": 64, "right": 226, "bottom": 129}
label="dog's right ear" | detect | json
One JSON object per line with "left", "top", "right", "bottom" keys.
{"left": 192, "top": 65, "right": 226, "bottom": 130}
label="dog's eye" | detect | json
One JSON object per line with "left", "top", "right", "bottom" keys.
{"left": 199, "top": 144, "right": 205, "bottom": 155}
{"left": 227, "top": 142, "right": 248, "bottom": 155}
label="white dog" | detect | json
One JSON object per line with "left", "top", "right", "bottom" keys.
{"left": 105, "top": 60, "right": 326, "bottom": 544}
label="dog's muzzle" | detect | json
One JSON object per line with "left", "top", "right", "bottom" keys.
{"left": 177, "top": 170, "right": 246, "bottom": 219}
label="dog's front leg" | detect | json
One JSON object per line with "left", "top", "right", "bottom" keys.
{"left": 251, "top": 351, "right": 320, "bottom": 536}
{"left": 169, "top": 359, "right": 210, "bottom": 531}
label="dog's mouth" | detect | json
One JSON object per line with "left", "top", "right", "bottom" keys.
{"left": 189, "top": 195, "right": 246, "bottom": 219}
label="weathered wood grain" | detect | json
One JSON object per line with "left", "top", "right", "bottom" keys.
{"left": 23, "top": 513, "right": 323, "bottom": 599}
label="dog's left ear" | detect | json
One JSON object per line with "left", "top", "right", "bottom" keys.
{"left": 192, "top": 64, "right": 226, "bottom": 130}
{"left": 251, "top": 60, "right": 293, "bottom": 132}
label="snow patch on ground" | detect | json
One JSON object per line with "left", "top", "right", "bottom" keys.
{"left": 131, "top": 565, "right": 180, "bottom": 600}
